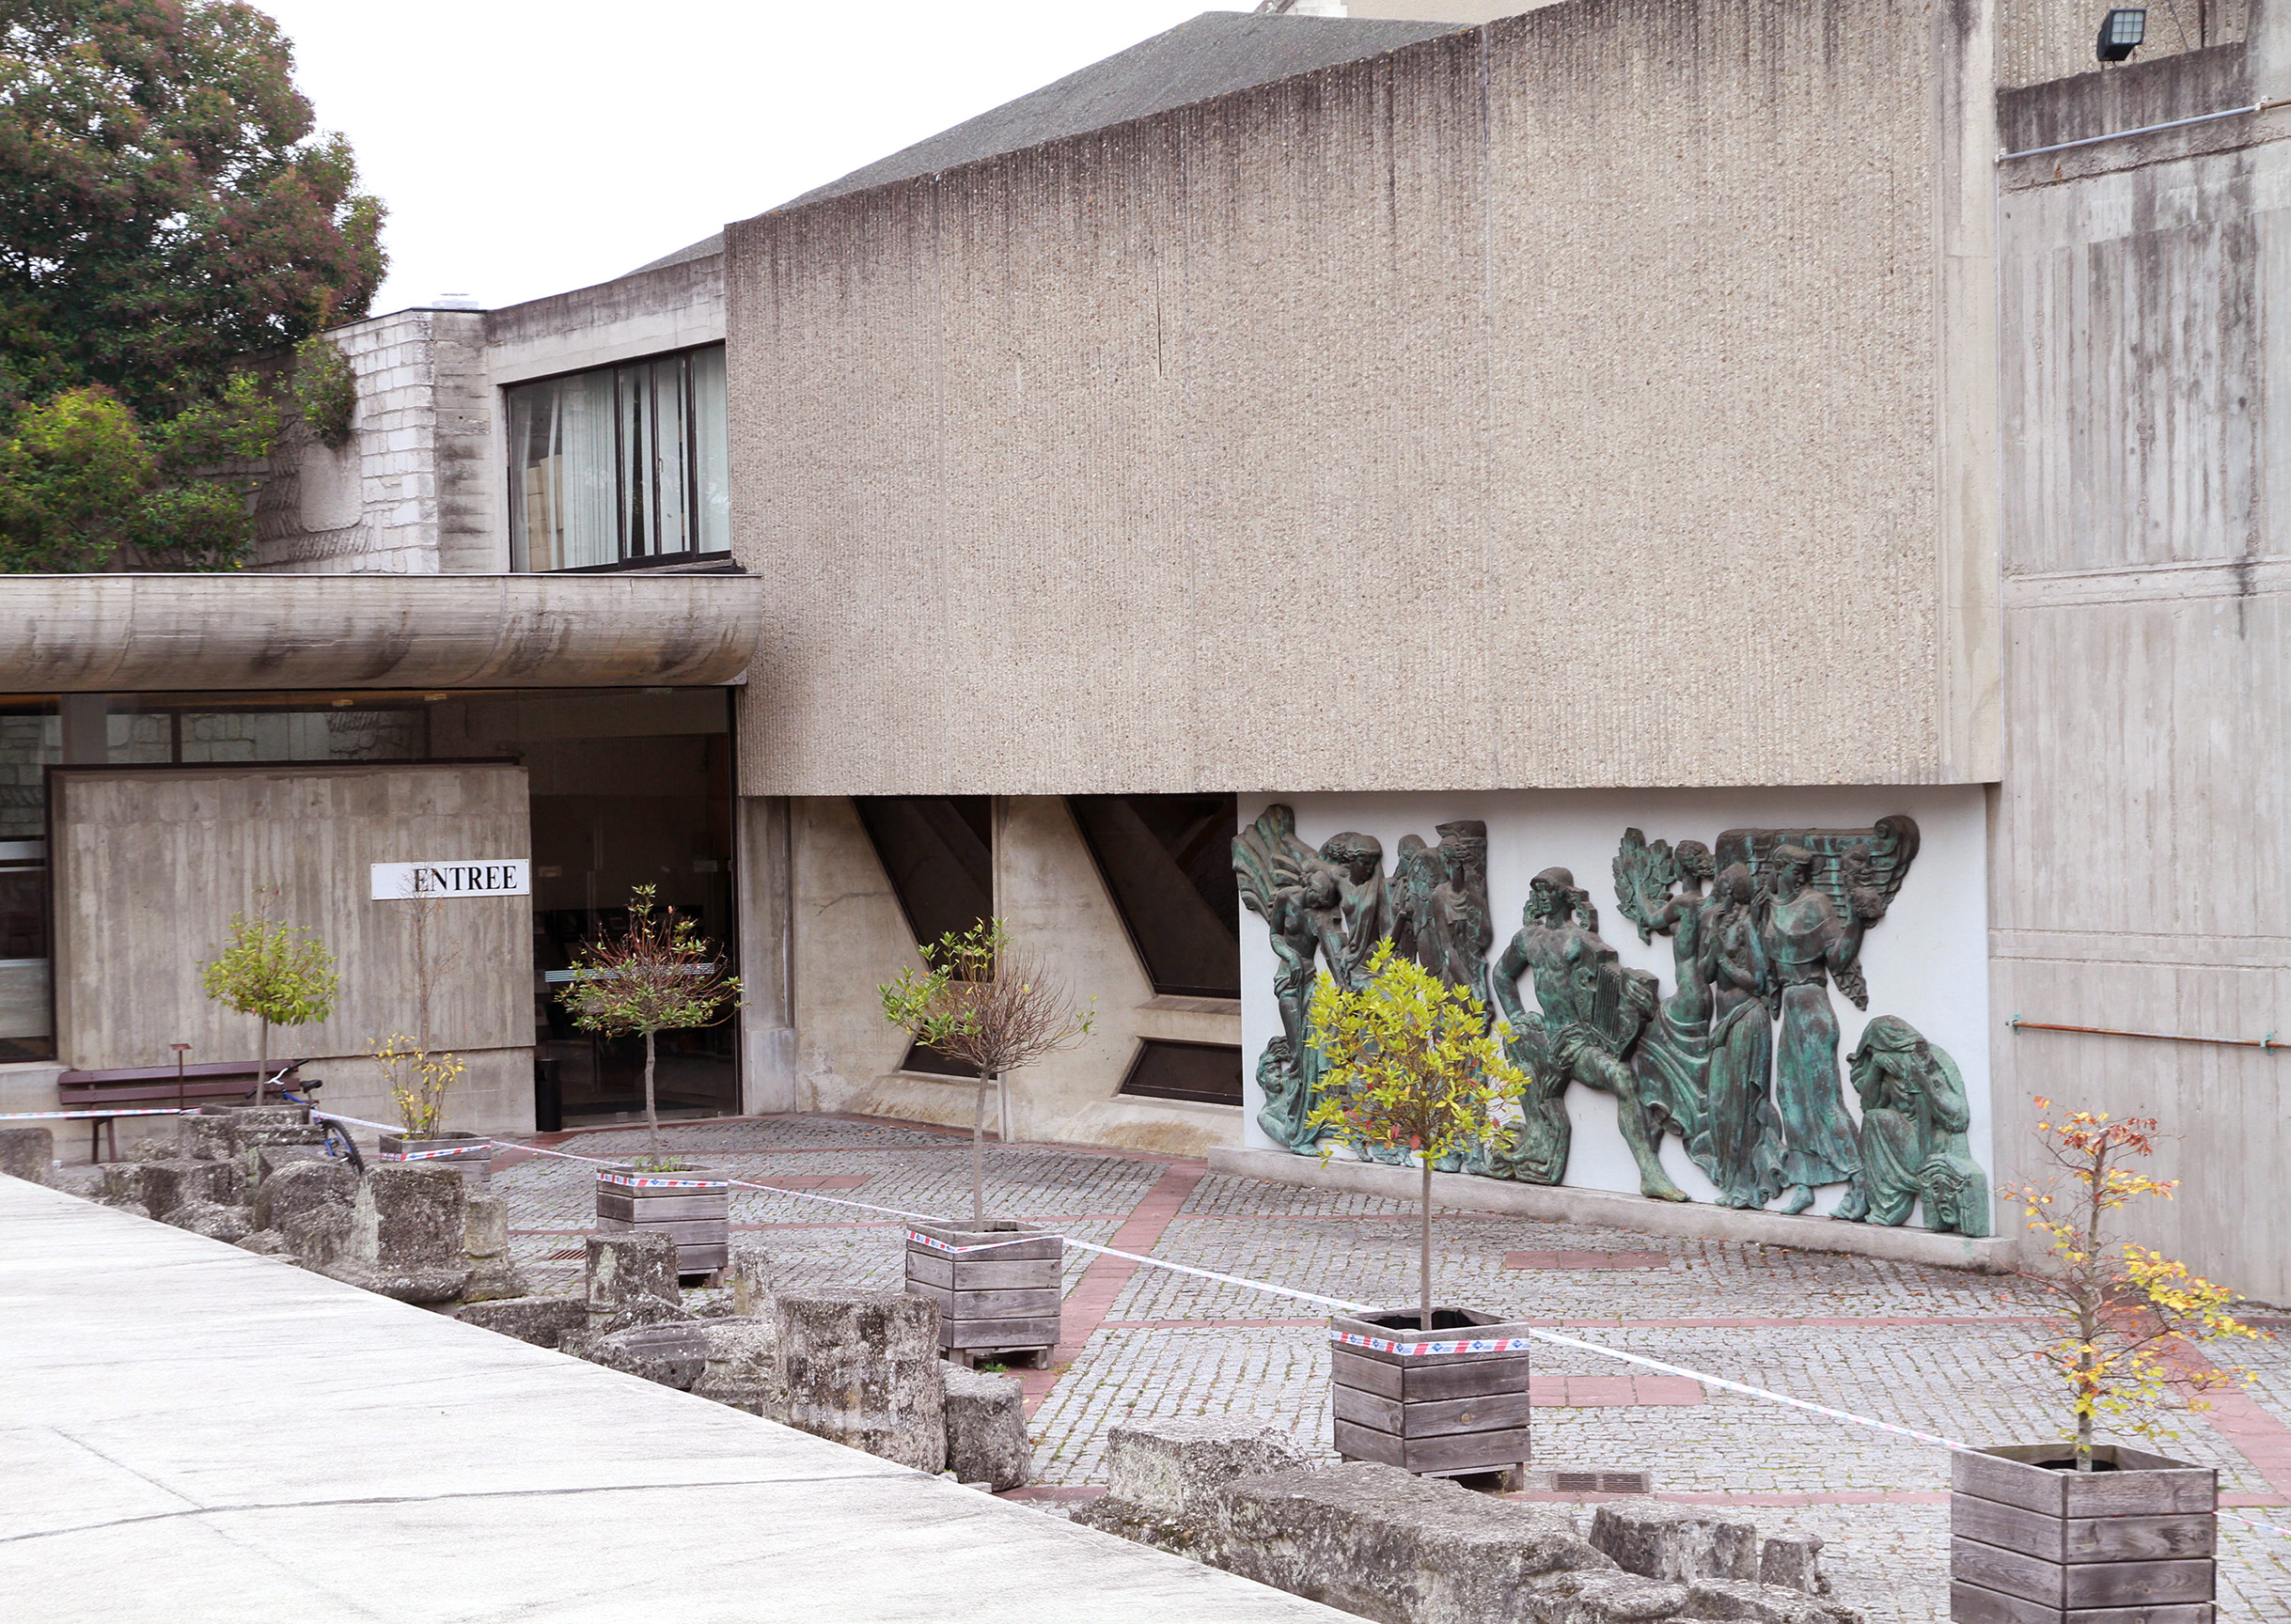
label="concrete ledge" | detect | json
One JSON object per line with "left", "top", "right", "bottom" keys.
{"left": 1207, "top": 1148, "right": 2016, "bottom": 1273}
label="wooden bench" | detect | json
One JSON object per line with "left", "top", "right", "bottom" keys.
{"left": 57, "top": 1061, "right": 311, "bottom": 1163}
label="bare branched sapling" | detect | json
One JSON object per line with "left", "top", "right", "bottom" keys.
{"left": 880, "top": 920, "right": 1094, "bottom": 1224}
{"left": 557, "top": 886, "right": 742, "bottom": 1154}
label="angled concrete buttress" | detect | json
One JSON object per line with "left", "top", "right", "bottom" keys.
{"left": 0, "top": 1178, "right": 1341, "bottom": 1622}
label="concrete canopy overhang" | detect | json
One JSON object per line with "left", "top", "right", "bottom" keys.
{"left": 0, "top": 572, "right": 762, "bottom": 692}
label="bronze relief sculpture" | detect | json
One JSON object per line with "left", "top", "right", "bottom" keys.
{"left": 1233, "top": 804, "right": 1985, "bottom": 1232}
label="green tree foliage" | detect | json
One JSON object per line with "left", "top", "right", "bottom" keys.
{"left": 0, "top": 0, "right": 386, "bottom": 569}
{"left": 880, "top": 919, "right": 1093, "bottom": 1223}
{"left": 1306, "top": 942, "right": 1529, "bottom": 1331}
{"left": 557, "top": 886, "right": 741, "bottom": 1154}
{"left": 292, "top": 333, "right": 354, "bottom": 446}
{"left": 198, "top": 884, "right": 338, "bottom": 1099}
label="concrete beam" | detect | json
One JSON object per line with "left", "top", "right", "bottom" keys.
{"left": 0, "top": 1176, "right": 1342, "bottom": 1621}
{"left": 1209, "top": 1148, "right": 2016, "bottom": 1273}
{"left": 0, "top": 572, "right": 763, "bottom": 692}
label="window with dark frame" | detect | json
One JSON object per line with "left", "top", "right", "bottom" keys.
{"left": 506, "top": 345, "right": 730, "bottom": 571}
{"left": 1120, "top": 1038, "right": 1244, "bottom": 1106}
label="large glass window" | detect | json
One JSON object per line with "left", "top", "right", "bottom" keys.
{"left": 507, "top": 345, "right": 730, "bottom": 571}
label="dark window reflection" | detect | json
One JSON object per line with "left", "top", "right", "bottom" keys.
{"left": 1068, "top": 794, "right": 1238, "bottom": 999}
{"left": 1120, "top": 1038, "right": 1242, "bottom": 1104}
{"left": 854, "top": 796, "right": 993, "bottom": 1078}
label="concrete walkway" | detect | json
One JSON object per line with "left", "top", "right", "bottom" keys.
{"left": 0, "top": 1177, "right": 1338, "bottom": 1622}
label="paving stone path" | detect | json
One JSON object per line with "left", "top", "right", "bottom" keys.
{"left": 491, "top": 1114, "right": 2291, "bottom": 1623}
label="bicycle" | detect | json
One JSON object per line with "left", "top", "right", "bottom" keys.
{"left": 272, "top": 1064, "right": 365, "bottom": 1174}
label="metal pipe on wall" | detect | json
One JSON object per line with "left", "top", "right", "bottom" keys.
{"left": 2008, "top": 1014, "right": 2283, "bottom": 1050}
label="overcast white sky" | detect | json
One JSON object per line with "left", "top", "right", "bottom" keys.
{"left": 255, "top": 1, "right": 1239, "bottom": 316}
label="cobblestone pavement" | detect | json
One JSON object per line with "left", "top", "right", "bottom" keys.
{"left": 493, "top": 1116, "right": 2291, "bottom": 1623}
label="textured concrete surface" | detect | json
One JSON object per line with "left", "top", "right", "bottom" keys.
{"left": 48, "top": 762, "right": 536, "bottom": 1136}
{"left": 726, "top": 0, "right": 1999, "bottom": 795}
{"left": 0, "top": 571, "right": 764, "bottom": 690}
{"left": 1990, "top": 23, "right": 2291, "bottom": 1304}
{"left": 0, "top": 1174, "right": 1342, "bottom": 1622}
{"left": 476, "top": 1116, "right": 2291, "bottom": 1623}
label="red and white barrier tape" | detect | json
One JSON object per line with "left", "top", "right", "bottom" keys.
{"left": 305, "top": 1109, "right": 2291, "bottom": 1537}
{"left": 1332, "top": 1329, "right": 1537, "bottom": 1356}
{"left": 0, "top": 1107, "right": 187, "bottom": 1120}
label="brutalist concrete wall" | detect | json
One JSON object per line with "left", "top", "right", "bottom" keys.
{"left": 725, "top": 0, "right": 2001, "bottom": 797}
{"left": 1996, "top": 0, "right": 2244, "bottom": 88}
{"left": 255, "top": 309, "right": 495, "bottom": 575}
{"left": 1991, "top": 23, "right": 2291, "bottom": 1300}
{"left": 485, "top": 256, "right": 724, "bottom": 387}
{"left": 47, "top": 763, "right": 538, "bottom": 1138}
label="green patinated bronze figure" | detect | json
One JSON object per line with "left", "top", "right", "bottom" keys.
{"left": 1759, "top": 843, "right": 1871, "bottom": 1217}
{"left": 1488, "top": 868, "right": 1686, "bottom": 1201}
{"left": 1844, "top": 1015, "right": 1990, "bottom": 1236}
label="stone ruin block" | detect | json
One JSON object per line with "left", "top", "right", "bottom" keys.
{"left": 726, "top": 1241, "right": 779, "bottom": 1318}
{"left": 1591, "top": 1503, "right": 1761, "bottom": 1583}
{"left": 1065, "top": 1417, "right": 1867, "bottom": 1624}
{"left": 458, "top": 1295, "right": 588, "bottom": 1349}
{"left": 0, "top": 1126, "right": 53, "bottom": 1185}
{"left": 134, "top": 1159, "right": 243, "bottom": 1219}
{"left": 586, "top": 1321, "right": 708, "bottom": 1390}
{"left": 586, "top": 1230, "right": 681, "bottom": 1328}
{"left": 942, "top": 1364, "right": 1031, "bottom": 1491}
{"left": 165, "top": 1199, "right": 254, "bottom": 1244}
{"left": 693, "top": 1318, "right": 784, "bottom": 1417}
{"left": 232, "top": 1104, "right": 325, "bottom": 1147}
{"left": 1758, "top": 1536, "right": 1828, "bottom": 1597}
{"left": 322, "top": 1163, "right": 469, "bottom": 1304}
{"left": 252, "top": 1144, "right": 327, "bottom": 1182}
{"left": 775, "top": 1290, "right": 945, "bottom": 1475}
{"left": 176, "top": 1113, "right": 238, "bottom": 1162}
{"left": 1217, "top": 1461, "right": 1612, "bottom": 1622}
{"left": 253, "top": 1159, "right": 358, "bottom": 1232}
{"left": 462, "top": 1195, "right": 526, "bottom": 1303}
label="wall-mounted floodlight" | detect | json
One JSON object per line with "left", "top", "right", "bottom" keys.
{"left": 2097, "top": 8, "right": 2146, "bottom": 61}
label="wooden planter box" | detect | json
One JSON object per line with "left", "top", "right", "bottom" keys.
{"left": 595, "top": 1165, "right": 730, "bottom": 1275}
{"left": 378, "top": 1131, "right": 492, "bottom": 1186}
{"left": 903, "top": 1220, "right": 1061, "bottom": 1367}
{"left": 1329, "top": 1308, "right": 1534, "bottom": 1485}
{"left": 1951, "top": 1443, "right": 2216, "bottom": 1623}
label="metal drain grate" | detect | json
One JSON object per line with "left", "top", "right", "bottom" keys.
{"left": 543, "top": 1246, "right": 586, "bottom": 1261}
{"left": 1533, "top": 1469, "right": 1654, "bottom": 1494}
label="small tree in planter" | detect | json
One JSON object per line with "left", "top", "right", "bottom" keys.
{"left": 561, "top": 888, "right": 743, "bottom": 1276}
{"left": 1310, "top": 940, "right": 1536, "bottom": 1483}
{"left": 1950, "top": 1098, "right": 2267, "bottom": 1620}
{"left": 369, "top": 1033, "right": 485, "bottom": 1181}
{"left": 557, "top": 885, "right": 742, "bottom": 1154}
{"left": 881, "top": 919, "right": 1092, "bottom": 1367}
{"left": 200, "top": 884, "right": 338, "bottom": 1103}
{"left": 879, "top": 919, "right": 1093, "bottom": 1225}
{"left": 1307, "top": 941, "right": 1530, "bottom": 1330}
{"left": 2012, "top": 1098, "right": 2263, "bottom": 1471}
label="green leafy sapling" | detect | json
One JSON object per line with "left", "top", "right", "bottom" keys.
{"left": 1305, "top": 941, "right": 1530, "bottom": 1332}
{"left": 199, "top": 884, "right": 338, "bottom": 1102}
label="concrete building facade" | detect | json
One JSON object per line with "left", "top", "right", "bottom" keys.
{"left": 6, "top": 2, "right": 2287, "bottom": 1299}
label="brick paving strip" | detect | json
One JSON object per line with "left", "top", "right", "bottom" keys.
{"left": 1021, "top": 1160, "right": 1208, "bottom": 1417}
